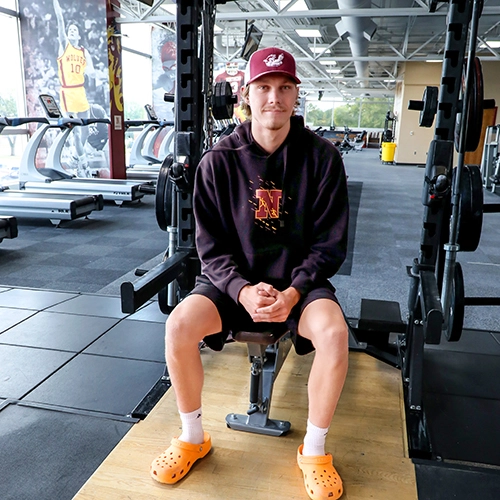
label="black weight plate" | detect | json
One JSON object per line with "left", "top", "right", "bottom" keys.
{"left": 454, "top": 57, "right": 484, "bottom": 152}
{"left": 466, "top": 57, "right": 484, "bottom": 151}
{"left": 157, "top": 287, "right": 171, "bottom": 315}
{"left": 212, "top": 81, "right": 234, "bottom": 121}
{"left": 444, "top": 261, "right": 465, "bottom": 342}
{"left": 155, "top": 154, "right": 174, "bottom": 232}
{"left": 420, "top": 86, "right": 438, "bottom": 127}
{"left": 455, "top": 164, "right": 483, "bottom": 252}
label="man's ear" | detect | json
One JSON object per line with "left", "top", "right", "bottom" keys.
{"left": 240, "top": 86, "right": 249, "bottom": 103}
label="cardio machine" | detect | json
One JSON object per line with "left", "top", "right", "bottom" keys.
{"left": 126, "top": 104, "right": 175, "bottom": 182}
{"left": 19, "top": 95, "right": 153, "bottom": 205}
{"left": 0, "top": 115, "right": 103, "bottom": 226}
{"left": 132, "top": 104, "right": 174, "bottom": 166}
{"left": 480, "top": 125, "right": 500, "bottom": 192}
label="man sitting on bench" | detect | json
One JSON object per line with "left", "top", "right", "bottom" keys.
{"left": 150, "top": 47, "right": 350, "bottom": 500}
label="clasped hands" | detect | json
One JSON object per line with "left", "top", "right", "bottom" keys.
{"left": 238, "top": 282, "right": 301, "bottom": 323}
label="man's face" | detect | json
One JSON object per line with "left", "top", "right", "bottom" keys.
{"left": 67, "top": 24, "right": 80, "bottom": 44}
{"left": 246, "top": 74, "right": 298, "bottom": 132}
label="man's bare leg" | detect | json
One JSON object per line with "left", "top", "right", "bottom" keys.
{"left": 150, "top": 294, "right": 222, "bottom": 484}
{"left": 165, "top": 294, "right": 222, "bottom": 413}
{"left": 296, "top": 298, "right": 348, "bottom": 500}
{"left": 299, "top": 299, "right": 349, "bottom": 431}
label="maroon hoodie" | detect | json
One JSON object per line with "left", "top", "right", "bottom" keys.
{"left": 194, "top": 115, "right": 349, "bottom": 304}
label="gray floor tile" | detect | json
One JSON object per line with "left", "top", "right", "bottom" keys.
{"left": 0, "top": 311, "right": 119, "bottom": 352}
{"left": 46, "top": 294, "right": 129, "bottom": 318}
{"left": 26, "top": 353, "right": 165, "bottom": 415}
{"left": 0, "top": 288, "right": 76, "bottom": 310}
{"left": 0, "top": 307, "right": 37, "bottom": 333}
{"left": 84, "top": 319, "right": 165, "bottom": 362}
{"left": 0, "top": 344, "right": 73, "bottom": 399}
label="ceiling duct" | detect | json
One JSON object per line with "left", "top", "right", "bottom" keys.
{"left": 335, "top": 0, "right": 377, "bottom": 87}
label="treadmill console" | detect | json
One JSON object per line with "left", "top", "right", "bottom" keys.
{"left": 144, "top": 104, "right": 158, "bottom": 121}
{"left": 39, "top": 94, "right": 62, "bottom": 119}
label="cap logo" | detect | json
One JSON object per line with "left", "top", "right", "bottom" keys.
{"left": 263, "top": 53, "right": 284, "bottom": 68}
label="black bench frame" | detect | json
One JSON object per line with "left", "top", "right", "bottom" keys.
{"left": 226, "top": 326, "right": 293, "bottom": 436}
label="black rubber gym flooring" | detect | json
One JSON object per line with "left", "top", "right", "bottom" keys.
{"left": 0, "top": 403, "right": 133, "bottom": 500}
{"left": 0, "top": 196, "right": 167, "bottom": 293}
{"left": 415, "top": 329, "right": 500, "bottom": 499}
{"left": 0, "top": 149, "right": 499, "bottom": 499}
{"left": 0, "top": 290, "right": 167, "bottom": 500}
{"left": 338, "top": 180, "right": 362, "bottom": 276}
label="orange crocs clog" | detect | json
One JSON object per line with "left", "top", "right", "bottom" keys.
{"left": 297, "top": 444, "right": 343, "bottom": 499}
{"left": 150, "top": 432, "right": 211, "bottom": 484}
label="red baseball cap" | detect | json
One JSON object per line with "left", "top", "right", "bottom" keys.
{"left": 245, "top": 47, "right": 301, "bottom": 85}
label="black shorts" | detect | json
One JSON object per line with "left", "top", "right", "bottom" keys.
{"left": 189, "top": 275, "right": 340, "bottom": 355}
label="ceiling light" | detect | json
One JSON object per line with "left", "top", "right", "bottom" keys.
{"left": 480, "top": 40, "right": 500, "bottom": 48}
{"left": 326, "top": 68, "right": 341, "bottom": 74}
{"left": 426, "top": 59, "right": 442, "bottom": 63}
{"left": 296, "top": 29, "right": 322, "bottom": 38}
{"left": 279, "top": 0, "right": 309, "bottom": 11}
{"left": 383, "top": 79, "right": 395, "bottom": 82}
{"left": 310, "top": 45, "right": 330, "bottom": 54}
{"left": 319, "top": 60, "right": 337, "bottom": 66}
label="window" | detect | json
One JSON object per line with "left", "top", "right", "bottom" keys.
{"left": 0, "top": 8, "right": 27, "bottom": 182}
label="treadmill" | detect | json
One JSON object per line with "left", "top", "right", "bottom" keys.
{"left": 128, "top": 104, "right": 174, "bottom": 168}
{"left": 19, "top": 95, "right": 153, "bottom": 206}
{"left": 0, "top": 117, "right": 103, "bottom": 226}
{"left": 126, "top": 104, "right": 174, "bottom": 182}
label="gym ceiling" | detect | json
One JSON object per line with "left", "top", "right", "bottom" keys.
{"left": 113, "top": 0, "right": 500, "bottom": 99}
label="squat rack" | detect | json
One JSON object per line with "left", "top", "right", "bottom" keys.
{"left": 119, "top": 2, "right": 500, "bottom": 466}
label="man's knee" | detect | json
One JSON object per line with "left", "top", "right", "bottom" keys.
{"left": 165, "top": 307, "right": 200, "bottom": 347}
{"left": 310, "top": 317, "right": 349, "bottom": 355}
{"left": 165, "top": 295, "right": 222, "bottom": 346}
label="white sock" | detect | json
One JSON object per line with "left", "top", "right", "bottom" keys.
{"left": 302, "top": 419, "right": 329, "bottom": 456}
{"left": 178, "top": 407, "right": 204, "bottom": 444}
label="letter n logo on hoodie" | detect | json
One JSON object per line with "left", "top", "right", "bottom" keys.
{"left": 255, "top": 189, "right": 282, "bottom": 219}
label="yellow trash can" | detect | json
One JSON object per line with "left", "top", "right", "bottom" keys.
{"left": 381, "top": 142, "right": 396, "bottom": 163}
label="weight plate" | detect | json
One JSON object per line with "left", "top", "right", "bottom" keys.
{"left": 454, "top": 164, "right": 483, "bottom": 251}
{"left": 455, "top": 57, "right": 484, "bottom": 152}
{"left": 157, "top": 287, "right": 173, "bottom": 314}
{"left": 212, "top": 81, "right": 234, "bottom": 121}
{"left": 444, "top": 262, "right": 465, "bottom": 342}
{"left": 155, "top": 154, "right": 174, "bottom": 232}
{"left": 420, "top": 86, "right": 438, "bottom": 127}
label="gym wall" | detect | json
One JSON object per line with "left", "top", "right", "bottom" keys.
{"left": 481, "top": 61, "right": 500, "bottom": 113}
{"left": 394, "top": 59, "right": 499, "bottom": 166}
{"left": 393, "top": 61, "right": 442, "bottom": 165}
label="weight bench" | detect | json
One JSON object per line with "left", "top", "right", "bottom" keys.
{"left": 225, "top": 324, "right": 293, "bottom": 436}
